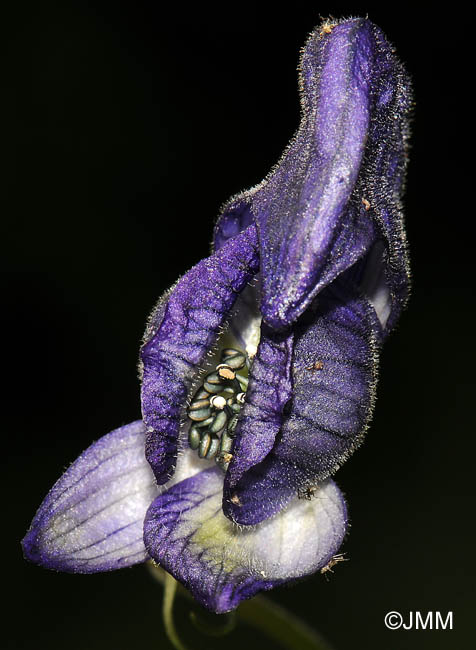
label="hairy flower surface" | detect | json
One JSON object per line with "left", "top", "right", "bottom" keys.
{"left": 22, "top": 17, "right": 412, "bottom": 613}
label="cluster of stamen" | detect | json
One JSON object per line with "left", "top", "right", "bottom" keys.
{"left": 187, "top": 348, "right": 248, "bottom": 470}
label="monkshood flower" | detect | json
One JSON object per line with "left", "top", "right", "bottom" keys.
{"left": 22, "top": 18, "right": 412, "bottom": 614}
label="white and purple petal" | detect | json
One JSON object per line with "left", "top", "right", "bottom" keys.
{"left": 144, "top": 467, "right": 347, "bottom": 613}
{"left": 22, "top": 421, "right": 158, "bottom": 573}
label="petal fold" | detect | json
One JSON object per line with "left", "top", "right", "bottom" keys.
{"left": 144, "top": 467, "right": 347, "bottom": 613}
{"left": 214, "top": 18, "right": 412, "bottom": 334}
{"left": 225, "top": 278, "right": 379, "bottom": 524}
{"left": 140, "top": 225, "right": 259, "bottom": 484}
{"left": 22, "top": 421, "right": 158, "bottom": 573}
{"left": 223, "top": 325, "right": 293, "bottom": 508}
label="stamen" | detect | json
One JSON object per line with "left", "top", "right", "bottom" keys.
{"left": 236, "top": 375, "right": 249, "bottom": 390}
{"left": 216, "top": 364, "right": 236, "bottom": 380}
{"left": 186, "top": 346, "right": 249, "bottom": 470}
{"left": 210, "top": 395, "right": 226, "bottom": 410}
{"left": 188, "top": 406, "right": 212, "bottom": 422}
{"left": 227, "top": 414, "right": 239, "bottom": 435}
{"left": 220, "top": 433, "right": 234, "bottom": 453}
{"left": 209, "top": 410, "right": 227, "bottom": 433}
{"left": 221, "top": 350, "right": 247, "bottom": 370}
{"left": 188, "top": 425, "right": 201, "bottom": 450}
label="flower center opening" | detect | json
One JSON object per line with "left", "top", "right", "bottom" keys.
{"left": 187, "top": 347, "right": 249, "bottom": 470}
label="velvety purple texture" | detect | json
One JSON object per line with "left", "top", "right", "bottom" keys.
{"left": 140, "top": 17, "right": 411, "bottom": 523}
{"left": 224, "top": 277, "right": 379, "bottom": 524}
{"left": 140, "top": 225, "right": 259, "bottom": 484}
{"left": 23, "top": 16, "right": 412, "bottom": 614}
{"left": 214, "top": 18, "right": 411, "bottom": 334}
{"left": 223, "top": 326, "right": 293, "bottom": 493}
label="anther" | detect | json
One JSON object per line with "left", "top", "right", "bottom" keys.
{"left": 237, "top": 375, "right": 249, "bottom": 390}
{"left": 220, "top": 433, "right": 234, "bottom": 453}
{"left": 204, "top": 372, "right": 225, "bottom": 394}
{"left": 189, "top": 398, "right": 210, "bottom": 411}
{"left": 216, "top": 364, "right": 236, "bottom": 380}
{"left": 216, "top": 451, "right": 233, "bottom": 470}
{"left": 210, "top": 395, "right": 226, "bottom": 410}
{"left": 206, "top": 435, "right": 220, "bottom": 459}
{"left": 186, "top": 345, "right": 249, "bottom": 468}
{"left": 188, "top": 425, "right": 201, "bottom": 450}
{"left": 209, "top": 410, "right": 227, "bottom": 434}
{"left": 199, "top": 432, "right": 219, "bottom": 459}
{"left": 194, "top": 388, "right": 210, "bottom": 400}
{"left": 227, "top": 414, "right": 239, "bottom": 436}
{"left": 187, "top": 406, "right": 212, "bottom": 422}
{"left": 221, "top": 350, "right": 246, "bottom": 370}
{"left": 196, "top": 415, "right": 214, "bottom": 428}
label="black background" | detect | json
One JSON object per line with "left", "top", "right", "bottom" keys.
{"left": 3, "top": 1, "right": 474, "bottom": 649}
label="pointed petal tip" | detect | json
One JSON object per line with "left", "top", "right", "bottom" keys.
{"left": 22, "top": 421, "right": 158, "bottom": 574}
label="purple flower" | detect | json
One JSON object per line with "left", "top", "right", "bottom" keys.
{"left": 22, "top": 18, "right": 412, "bottom": 614}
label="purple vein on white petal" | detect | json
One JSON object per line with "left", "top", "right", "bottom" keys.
{"left": 22, "top": 421, "right": 160, "bottom": 573}
{"left": 144, "top": 467, "right": 347, "bottom": 613}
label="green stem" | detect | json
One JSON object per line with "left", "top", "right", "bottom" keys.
{"left": 162, "top": 570, "right": 190, "bottom": 650}
{"left": 238, "top": 595, "right": 334, "bottom": 650}
{"left": 189, "top": 610, "right": 236, "bottom": 637}
{"left": 149, "top": 563, "right": 334, "bottom": 650}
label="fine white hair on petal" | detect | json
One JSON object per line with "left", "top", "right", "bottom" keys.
{"left": 144, "top": 466, "right": 347, "bottom": 613}
{"left": 22, "top": 421, "right": 159, "bottom": 573}
{"left": 22, "top": 420, "right": 220, "bottom": 574}
{"left": 172, "top": 443, "right": 215, "bottom": 485}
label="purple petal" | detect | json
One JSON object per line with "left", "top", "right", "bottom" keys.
{"left": 144, "top": 467, "right": 347, "bottom": 613}
{"left": 224, "top": 278, "right": 379, "bottom": 524}
{"left": 22, "top": 421, "right": 158, "bottom": 573}
{"left": 140, "top": 224, "right": 259, "bottom": 484}
{"left": 214, "top": 18, "right": 411, "bottom": 333}
{"left": 223, "top": 325, "right": 293, "bottom": 508}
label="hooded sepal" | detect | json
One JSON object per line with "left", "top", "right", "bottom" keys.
{"left": 214, "top": 18, "right": 412, "bottom": 335}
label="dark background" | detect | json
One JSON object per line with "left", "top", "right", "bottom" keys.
{"left": 3, "top": 1, "right": 474, "bottom": 649}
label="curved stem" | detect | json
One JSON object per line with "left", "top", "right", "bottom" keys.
{"left": 162, "top": 570, "right": 190, "bottom": 650}
{"left": 238, "top": 595, "right": 334, "bottom": 650}
{"left": 149, "top": 563, "right": 334, "bottom": 650}
{"left": 189, "top": 610, "right": 236, "bottom": 637}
